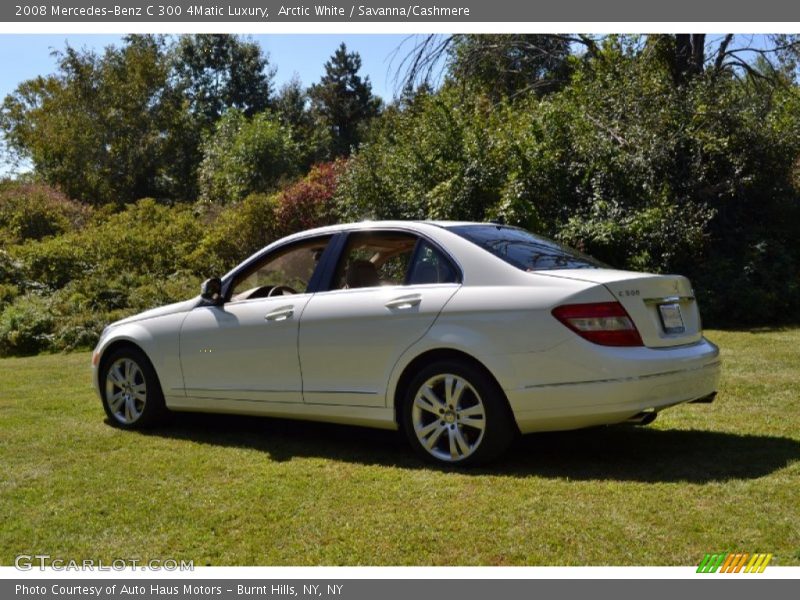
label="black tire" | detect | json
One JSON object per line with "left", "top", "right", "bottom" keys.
{"left": 401, "top": 359, "right": 516, "bottom": 467}
{"left": 100, "top": 346, "right": 167, "bottom": 429}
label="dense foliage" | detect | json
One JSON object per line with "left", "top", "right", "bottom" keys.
{"left": 1, "top": 34, "right": 799, "bottom": 356}
{"left": 198, "top": 109, "right": 299, "bottom": 204}
{"left": 338, "top": 39, "right": 800, "bottom": 325}
{"left": 0, "top": 163, "right": 344, "bottom": 355}
{"left": 0, "top": 35, "right": 377, "bottom": 206}
{"left": 2, "top": 36, "right": 200, "bottom": 205}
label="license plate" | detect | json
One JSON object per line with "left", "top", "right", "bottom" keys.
{"left": 658, "top": 303, "right": 685, "bottom": 334}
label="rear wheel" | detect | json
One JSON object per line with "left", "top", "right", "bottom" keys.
{"left": 401, "top": 359, "right": 515, "bottom": 466}
{"left": 100, "top": 346, "right": 167, "bottom": 429}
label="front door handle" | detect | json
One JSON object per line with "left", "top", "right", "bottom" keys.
{"left": 265, "top": 306, "right": 294, "bottom": 321}
{"left": 384, "top": 294, "right": 422, "bottom": 310}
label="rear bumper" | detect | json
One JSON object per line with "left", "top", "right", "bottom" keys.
{"left": 505, "top": 338, "right": 721, "bottom": 434}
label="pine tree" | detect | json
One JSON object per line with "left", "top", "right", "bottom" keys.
{"left": 309, "top": 43, "right": 381, "bottom": 157}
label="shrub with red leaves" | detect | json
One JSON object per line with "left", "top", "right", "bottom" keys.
{"left": 274, "top": 159, "right": 348, "bottom": 237}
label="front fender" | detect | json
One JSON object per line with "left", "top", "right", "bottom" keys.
{"left": 91, "top": 316, "right": 187, "bottom": 403}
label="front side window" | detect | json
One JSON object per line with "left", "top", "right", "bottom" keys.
{"left": 446, "top": 224, "right": 605, "bottom": 271}
{"left": 230, "top": 235, "right": 332, "bottom": 300}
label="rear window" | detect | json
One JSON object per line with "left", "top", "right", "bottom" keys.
{"left": 446, "top": 224, "right": 605, "bottom": 271}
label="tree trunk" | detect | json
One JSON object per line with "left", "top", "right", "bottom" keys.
{"left": 672, "top": 34, "right": 706, "bottom": 86}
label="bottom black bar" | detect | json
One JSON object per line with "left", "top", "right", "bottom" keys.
{"left": 3, "top": 579, "right": 793, "bottom": 600}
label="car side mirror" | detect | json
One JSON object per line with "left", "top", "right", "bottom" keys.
{"left": 200, "top": 277, "right": 223, "bottom": 305}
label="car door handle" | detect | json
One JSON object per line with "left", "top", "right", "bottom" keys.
{"left": 384, "top": 295, "right": 422, "bottom": 310}
{"left": 265, "top": 306, "right": 294, "bottom": 321}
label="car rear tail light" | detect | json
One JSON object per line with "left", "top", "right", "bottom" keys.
{"left": 552, "top": 302, "right": 643, "bottom": 347}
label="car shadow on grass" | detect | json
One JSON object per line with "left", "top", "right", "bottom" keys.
{"left": 133, "top": 412, "right": 800, "bottom": 483}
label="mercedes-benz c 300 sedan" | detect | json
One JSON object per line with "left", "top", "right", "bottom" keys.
{"left": 92, "top": 221, "right": 720, "bottom": 466}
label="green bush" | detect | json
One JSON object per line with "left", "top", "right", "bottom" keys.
{"left": 0, "top": 283, "right": 19, "bottom": 312}
{"left": 336, "top": 89, "right": 500, "bottom": 222}
{"left": 84, "top": 199, "right": 204, "bottom": 277}
{"left": 0, "top": 248, "right": 22, "bottom": 284}
{"left": 12, "top": 235, "right": 90, "bottom": 290}
{"left": 558, "top": 198, "right": 717, "bottom": 280}
{"left": 0, "top": 294, "right": 54, "bottom": 356}
{"left": 0, "top": 182, "right": 90, "bottom": 243}
{"left": 15, "top": 198, "right": 204, "bottom": 289}
{"left": 188, "top": 161, "right": 345, "bottom": 277}
{"left": 41, "top": 270, "right": 201, "bottom": 353}
{"left": 198, "top": 110, "right": 300, "bottom": 205}
{"left": 2, "top": 198, "right": 207, "bottom": 355}
{"left": 186, "top": 192, "right": 280, "bottom": 276}
{"left": 0, "top": 249, "right": 24, "bottom": 312}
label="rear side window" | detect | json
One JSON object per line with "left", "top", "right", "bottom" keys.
{"left": 447, "top": 224, "right": 605, "bottom": 271}
{"left": 335, "top": 231, "right": 418, "bottom": 289}
{"left": 407, "top": 240, "right": 459, "bottom": 285}
{"left": 334, "top": 231, "right": 461, "bottom": 289}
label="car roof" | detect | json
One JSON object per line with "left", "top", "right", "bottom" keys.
{"left": 277, "top": 220, "right": 485, "bottom": 242}
{"left": 222, "top": 219, "right": 572, "bottom": 288}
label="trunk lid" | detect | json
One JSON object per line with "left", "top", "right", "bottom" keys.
{"left": 540, "top": 269, "right": 702, "bottom": 348}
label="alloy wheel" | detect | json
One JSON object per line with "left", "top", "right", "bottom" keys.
{"left": 411, "top": 373, "right": 486, "bottom": 462}
{"left": 104, "top": 357, "right": 147, "bottom": 425}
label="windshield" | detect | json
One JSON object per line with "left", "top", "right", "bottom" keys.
{"left": 446, "top": 224, "right": 605, "bottom": 271}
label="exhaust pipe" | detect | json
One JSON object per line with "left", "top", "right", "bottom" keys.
{"left": 626, "top": 410, "right": 658, "bottom": 426}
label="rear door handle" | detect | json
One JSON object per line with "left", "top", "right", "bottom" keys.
{"left": 265, "top": 306, "right": 294, "bottom": 321}
{"left": 384, "top": 294, "right": 422, "bottom": 310}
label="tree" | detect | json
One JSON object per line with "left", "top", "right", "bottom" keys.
{"left": 772, "top": 34, "right": 800, "bottom": 81}
{"left": 647, "top": 34, "right": 707, "bottom": 87}
{"left": 0, "top": 35, "right": 279, "bottom": 205}
{"left": 0, "top": 35, "right": 196, "bottom": 205}
{"left": 173, "top": 34, "right": 274, "bottom": 127}
{"left": 274, "top": 76, "right": 331, "bottom": 168}
{"left": 344, "top": 36, "right": 800, "bottom": 325}
{"left": 394, "top": 34, "right": 596, "bottom": 94}
{"left": 397, "top": 34, "right": 800, "bottom": 92}
{"left": 309, "top": 43, "right": 381, "bottom": 157}
{"left": 448, "top": 35, "right": 572, "bottom": 99}
{"left": 336, "top": 87, "right": 507, "bottom": 223}
{"left": 198, "top": 110, "right": 299, "bottom": 205}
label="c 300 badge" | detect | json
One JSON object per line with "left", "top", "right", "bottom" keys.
{"left": 618, "top": 289, "right": 640, "bottom": 297}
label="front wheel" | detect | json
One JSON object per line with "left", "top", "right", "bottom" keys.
{"left": 100, "top": 346, "right": 167, "bottom": 429}
{"left": 401, "top": 360, "right": 515, "bottom": 467}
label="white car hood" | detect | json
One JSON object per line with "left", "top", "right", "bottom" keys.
{"left": 109, "top": 297, "right": 200, "bottom": 327}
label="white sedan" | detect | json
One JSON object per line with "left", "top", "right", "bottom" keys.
{"left": 92, "top": 221, "right": 720, "bottom": 466}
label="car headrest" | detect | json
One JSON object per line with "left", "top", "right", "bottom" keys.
{"left": 345, "top": 259, "right": 381, "bottom": 288}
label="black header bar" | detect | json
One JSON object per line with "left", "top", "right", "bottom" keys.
{"left": 2, "top": 0, "right": 800, "bottom": 22}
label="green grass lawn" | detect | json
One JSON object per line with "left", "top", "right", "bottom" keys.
{"left": 1, "top": 329, "right": 798, "bottom": 566}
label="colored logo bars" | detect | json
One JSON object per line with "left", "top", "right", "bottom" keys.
{"left": 697, "top": 553, "right": 772, "bottom": 573}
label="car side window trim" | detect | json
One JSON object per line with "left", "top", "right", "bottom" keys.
{"left": 404, "top": 238, "right": 425, "bottom": 286}
{"left": 309, "top": 232, "right": 348, "bottom": 294}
